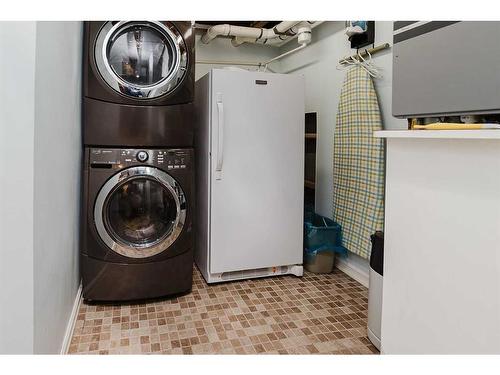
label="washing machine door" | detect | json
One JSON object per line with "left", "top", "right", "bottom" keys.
{"left": 94, "top": 21, "right": 188, "bottom": 99}
{"left": 94, "top": 166, "right": 187, "bottom": 258}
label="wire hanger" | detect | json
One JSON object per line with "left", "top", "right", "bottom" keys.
{"left": 358, "top": 49, "right": 382, "bottom": 78}
{"left": 336, "top": 49, "right": 381, "bottom": 78}
{"left": 337, "top": 45, "right": 385, "bottom": 78}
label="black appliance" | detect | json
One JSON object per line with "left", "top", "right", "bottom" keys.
{"left": 81, "top": 147, "right": 194, "bottom": 301}
{"left": 83, "top": 21, "right": 195, "bottom": 147}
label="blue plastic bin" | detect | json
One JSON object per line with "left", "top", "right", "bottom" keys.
{"left": 304, "top": 213, "right": 347, "bottom": 273}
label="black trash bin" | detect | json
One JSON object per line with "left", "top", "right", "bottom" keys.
{"left": 368, "top": 231, "right": 384, "bottom": 350}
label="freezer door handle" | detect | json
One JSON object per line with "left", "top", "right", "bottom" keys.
{"left": 215, "top": 94, "right": 224, "bottom": 180}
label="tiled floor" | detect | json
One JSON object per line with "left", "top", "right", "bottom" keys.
{"left": 69, "top": 267, "right": 378, "bottom": 355}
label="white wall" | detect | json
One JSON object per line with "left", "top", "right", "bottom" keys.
{"left": 277, "top": 22, "right": 406, "bottom": 276}
{"left": 0, "top": 21, "right": 82, "bottom": 354}
{"left": 33, "top": 21, "right": 82, "bottom": 354}
{"left": 0, "top": 21, "right": 37, "bottom": 354}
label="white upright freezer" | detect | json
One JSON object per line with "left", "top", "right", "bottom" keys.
{"left": 194, "top": 68, "right": 305, "bottom": 283}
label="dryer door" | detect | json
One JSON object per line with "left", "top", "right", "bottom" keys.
{"left": 94, "top": 21, "right": 188, "bottom": 99}
{"left": 94, "top": 166, "right": 186, "bottom": 258}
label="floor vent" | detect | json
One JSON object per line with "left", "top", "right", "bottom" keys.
{"left": 219, "top": 265, "right": 301, "bottom": 281}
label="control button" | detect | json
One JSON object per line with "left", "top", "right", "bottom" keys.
{"left": 136, "top": 151, "right": 149, "bottom": 163}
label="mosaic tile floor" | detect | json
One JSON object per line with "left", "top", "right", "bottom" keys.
{"left": 68, "top": 267, "right": 378, "bottom": 355}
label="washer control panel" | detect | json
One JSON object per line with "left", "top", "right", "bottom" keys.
{"left": 90, "top": 148, "right": 192, "bottom": 170}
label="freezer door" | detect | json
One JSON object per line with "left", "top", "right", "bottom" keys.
{"left": 209, "top": 69, "right": 304, "bottom": 274}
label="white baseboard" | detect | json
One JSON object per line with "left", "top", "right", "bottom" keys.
{"left": 335, "top": 257, "right": 370, "bottom": 288}
{"left": 60, "top": 282, "right": 82, "bottom": 354}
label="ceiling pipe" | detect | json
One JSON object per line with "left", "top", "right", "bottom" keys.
{"left": 231, "top": 24, "right": 298, "bottom": 47}
{"left": 277, "top": 21, "right": 323, "bottom": 47}
{"left": 231, "top": 35, "right": 285, "bottom": 47}
{"left": 260, "top": 24, "right": 312, "bottom": 69}
{"left": 195, "top": 23, "right": 311, "bottom": 73}
{"left": 201, "top": 21, "right": 302, "bottom": 45}
{"left": 262, "top": 43, "right": 308, "bottom": 66}
{"left": 231, "top": 21, "right": 317, "bottom": 47}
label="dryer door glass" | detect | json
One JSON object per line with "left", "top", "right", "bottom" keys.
{"left": 94, "top": 166, "right": 187, "bottom": 258}
{"left": 107, "top": 25, "right": 175, "bottom": 87}
{"left": 95, "top": 21, "right": 188, "bottom": 99}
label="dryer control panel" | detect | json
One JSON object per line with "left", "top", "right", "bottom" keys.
{"left": 90, "top": 148, "right": 192, "bottom": 170}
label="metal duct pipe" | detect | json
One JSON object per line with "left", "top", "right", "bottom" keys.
{"left": 201, "top": 21, "right": 301, "bottom": 44}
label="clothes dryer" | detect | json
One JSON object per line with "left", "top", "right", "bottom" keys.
{"left": 83, "top": 21, "right": 195, "bottom": 147}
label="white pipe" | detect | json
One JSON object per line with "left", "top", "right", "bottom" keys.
{"left": 273, "top": 21, "right": 301, "bottom": 35}
{"left": 201, "top": 21, "right": 301, "bottom": 44}
{"left": 260, "top": 23, "right": 312, "bottom": 67}
{"left": 231, "top": 30, "right": 292, "bottom": 47}
{"left": 277, "top": 21, "right": 324, "bottom": 47}
{"left": 196, "top": 59, "right": 277, "bottom": 73}
{"left": 197, "top": 23, "right": 312, "bottom": 72}
{"left": 196, "top": 59, "right": 262, "bottom": 67}
{"left": 231, "top": 21, "right": 317, "bottom": 47}
{"left": 261, "top": 43, "right": 308, "bottom": 67}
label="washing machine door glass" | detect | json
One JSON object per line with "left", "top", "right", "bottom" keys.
{"left": 95, "top": 21, "right": 188, "bottom": 99}
{"left": 94, "top": 166, "right": 186, "bottom": 258}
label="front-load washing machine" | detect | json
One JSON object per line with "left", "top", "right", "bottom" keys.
{"left": 81, "top": 147, "right": 194, "bottom": 301}
{"left": 83, "top": 21, "right": 195, "bottom": 147}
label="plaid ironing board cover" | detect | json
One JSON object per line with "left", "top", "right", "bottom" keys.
{"left": 332, "top": 66, "right": 385, "bottom": 259}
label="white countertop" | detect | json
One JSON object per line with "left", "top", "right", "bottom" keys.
{"left": 374, "top": 130, "right": 500, "bottom": 140}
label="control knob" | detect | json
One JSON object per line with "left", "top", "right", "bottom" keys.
{"left": 136, "top": 151, "right": 148, "bottom": 163}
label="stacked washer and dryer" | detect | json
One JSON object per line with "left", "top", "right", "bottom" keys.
{"left": 81, "top": 21, "right": 196, "bottom": 302}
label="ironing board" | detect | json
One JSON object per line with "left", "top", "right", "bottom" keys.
{"left": 332, "top": 65, "right": 385, "bottom": 259}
